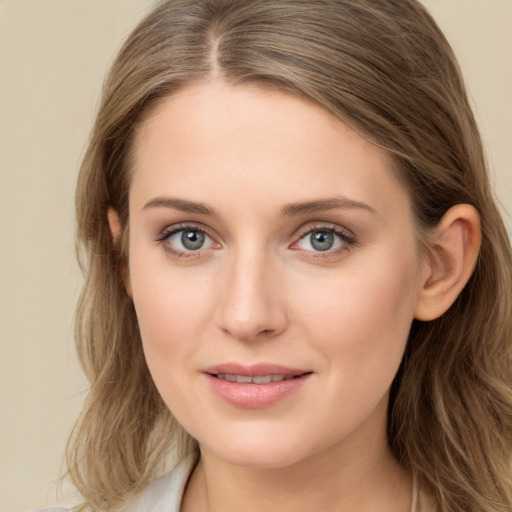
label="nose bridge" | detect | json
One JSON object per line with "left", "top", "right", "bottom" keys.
{"left": 216, "top": 241, "right": 286, "bottom": 341}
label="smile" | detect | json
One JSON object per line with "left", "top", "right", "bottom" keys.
{"left": 214, "top": 374, "right": 297, "bottom": 384}
{"left": 203, "top": 364, "right": 312, "bottom": 409}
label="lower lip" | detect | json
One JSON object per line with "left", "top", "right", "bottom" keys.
{"left": 204, "top": 373, "right": 311, "bottom": 409}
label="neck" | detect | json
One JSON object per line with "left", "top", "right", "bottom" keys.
{"left": 181, "top": 402, "right": 412, "bottom": 512}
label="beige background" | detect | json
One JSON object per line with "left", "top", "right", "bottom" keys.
{"left": 0, "top": 1, "right": 510, "bottom": 511}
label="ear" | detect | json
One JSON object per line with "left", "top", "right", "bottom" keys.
{"left": 107, "top": 207, "right": 132, "bottom": 297}
{"left": 414, "top": 204, "right": 481, "bottom": 321}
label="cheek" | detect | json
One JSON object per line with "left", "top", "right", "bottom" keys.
{"left": 295, "top": 249, "right": 420, "bottom": 376}
{"left": 285, "top": 256, "right": 420, "bottom": 445}
{"left": 129, "top": 264, "right": 218, "bottom": 420}
{"left": 128, "top": 248, "right": 217, "bottom": 369}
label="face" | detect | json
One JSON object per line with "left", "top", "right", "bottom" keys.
{"left": 125, "top": 81, "right": 427, "bottom": 469}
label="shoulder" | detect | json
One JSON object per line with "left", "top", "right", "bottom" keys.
{"left": 129, "top": 454, "right": 198, "bottom": 512}
{"left": 35, "top": 456, "right": 197, "bottom": 512}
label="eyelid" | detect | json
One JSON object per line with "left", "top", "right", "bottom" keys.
{"left": 294, "top": 222, "right": 355, "bottom": 243}
{"left": 290, "top": 222, "right": 357, "bottom": 255}
{"left": 156, "top": 222, "right": 216, "bottom": 241}
{"left": 155, "top": 222, "right": 220, "bottom": 258}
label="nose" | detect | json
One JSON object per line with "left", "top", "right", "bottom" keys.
{"left": 215, "top": 248, "right": 288, "bottom": 342}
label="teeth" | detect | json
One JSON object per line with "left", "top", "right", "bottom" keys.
{"left": 275, "top": 374, "right": 294, "bottom": 381}
{"left": 216, "top": 374, "right": 294, "bottom": 384}
{"left": 253, "top": 376, "right": 272, "bottom": 384}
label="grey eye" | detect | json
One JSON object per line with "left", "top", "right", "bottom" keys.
{"left": 181, "top": 230, "right": 205, "bottom": 250}
{"left": 310, "top": 231, "right": 334, "bottom": 251}
{"left": 296, "top": 229, "right": 344, "bottom": 252}
{"left": 167, "top": 229, "right": 213, "bottom": 251}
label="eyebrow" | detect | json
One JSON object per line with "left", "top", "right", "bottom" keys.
{"left": 142, "top": 195, "right": 376, "bottom": 216}
{"left": 143, "top": 197, "right": 215, "bottom": 215}
{"left": 280, "top": 196, "right": 376, "bottom": 217}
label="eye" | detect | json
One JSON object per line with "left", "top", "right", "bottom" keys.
{"left": 171, "top": 229, "right": 211, "bottom": 251}
{"left": 157, "top": 225, "right": 216, "bottom": 256}
{"left": 294, "top": 227, "right": 353, "bottom": 253}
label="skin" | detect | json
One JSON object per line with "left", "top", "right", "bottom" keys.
{"left": 109, "top": 80, "right": 481, "bottom": 512}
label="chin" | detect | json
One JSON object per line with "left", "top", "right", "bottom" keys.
{"left": 199, "top": 427, "right": 312, "bottom": 469}
{"left": 216, "top": 448, "right": 303, "bottom": 470}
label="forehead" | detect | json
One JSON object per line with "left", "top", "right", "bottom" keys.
{"left": 130, "top": 80, "right": 411, "bottom": 221}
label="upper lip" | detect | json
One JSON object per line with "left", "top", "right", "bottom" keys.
{"left": 203, "top": 363, "right": 310, "bottom": 377}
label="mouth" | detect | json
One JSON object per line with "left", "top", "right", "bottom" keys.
{"left": 212, "top": 374, "right": 302, "bottom": 384}
{"left": 203, "top": 363, "right": 313, "bottom": 409}
{"left": 204, "top": 363, "right": 311, "bottom": 381}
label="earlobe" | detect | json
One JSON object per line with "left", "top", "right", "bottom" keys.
{"left": 107, "top": 207, "right": 132, "bottom": 298}
{"left": 414, "top": 204, "right": 481, "bottom": 321}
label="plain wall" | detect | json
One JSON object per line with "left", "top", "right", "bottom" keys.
{"left": 0, "top": 1, "right": 510, "bottom": 511}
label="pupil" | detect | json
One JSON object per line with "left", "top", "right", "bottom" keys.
{"left": 311, "top": 231, "right": 334, "bottom": 251}
{"left": 182, "top": 230, "right": 204, "bottom": 250}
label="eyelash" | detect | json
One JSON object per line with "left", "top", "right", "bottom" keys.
{"left": 155, "top": 223, "right": 357, "bottom": 260}
{"left": 155, "top": 223, "right": 215, "bottom": 259}
{"left": 293, "top": 224, "right": 356, "bottom": 258}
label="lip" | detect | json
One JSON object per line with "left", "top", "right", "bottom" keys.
{"left": 204, "top": 363, "right": 309, "bottom": 377}
{"left": 203, "top": 363, "right": 312, "bottom": 409}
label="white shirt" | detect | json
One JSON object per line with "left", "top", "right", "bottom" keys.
{"left": 129, "top": 455, "right": 197, "bottom": 512}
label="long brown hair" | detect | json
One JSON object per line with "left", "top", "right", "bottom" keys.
{"left": 69, "top": 1, "right": 512, "bottom": 510}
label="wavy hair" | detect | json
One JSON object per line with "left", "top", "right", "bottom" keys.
{"left": 68, "top": 1, "right": 512, "bottom": 510}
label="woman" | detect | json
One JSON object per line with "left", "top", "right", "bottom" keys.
{"left": 58, "top": 0, "right": 512, "bottom": 511}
